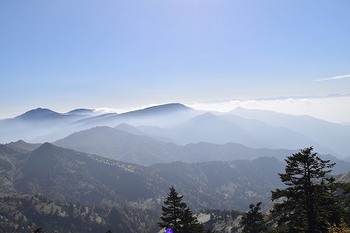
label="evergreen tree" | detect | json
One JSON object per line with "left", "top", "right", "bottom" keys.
{"left": 270, "top": 147, "right": 346, "bottom": 233}
{"left": 158, "top": 186, "right": 203, "bottom": 233}
{"left": 182, "top": 207, "right": 204, "bottom": 233}
{"left": 158, "top": 186, "right": 187, "bottom": 232}
{"left": 241, "top": 202, "right": 266, "bottom": 233}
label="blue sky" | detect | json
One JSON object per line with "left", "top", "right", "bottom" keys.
{"left": 1, "top": 1, "right": 350, "bottom": 122}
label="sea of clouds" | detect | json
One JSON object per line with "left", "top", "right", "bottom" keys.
{"left": 187, "top": 95, "right": 350, "bottom": 124}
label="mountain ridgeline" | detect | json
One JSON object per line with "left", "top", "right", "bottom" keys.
{"left": 0, "top": 103, "right": 349, "bottom": 159}
{"left": 51, "top": 126, "right": 350, "bottom": 175}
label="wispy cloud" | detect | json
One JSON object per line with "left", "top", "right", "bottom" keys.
{"left": 93, "top": 103, "right": 163, "bottom": 115}
{"left": 315, "top": 73, "right": 350, "bottom": 82}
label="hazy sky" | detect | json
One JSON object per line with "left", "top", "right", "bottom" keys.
{"left": 1, "top": 1, "right": 350, "bottom": 122}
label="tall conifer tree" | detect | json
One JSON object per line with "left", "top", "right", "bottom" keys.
{"left": 271, "top": 147, "right": 345, "bottom": 233}
{"left": 182, "top": 207, "right": 204, "bottom": 233}
{"left": 158, "top": 186, "right": 203, "bottom": 233}
{"left": 241, "top": 202, "right": 266, "bottom": 233}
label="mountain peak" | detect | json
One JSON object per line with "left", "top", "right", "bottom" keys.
{"left": 5, "top": 140, "right": 41, "bottom": 153}
{"left": 140, "top": 103, "right": 191, "bottom": 113}
{"left": 35, "top": 142, "right": 57, "bottom": 153}
{"left": 16, "top": 108, "right": 61, "bottom": 120}
{"left": 121, "top": 103, "right": 192, "bottom": 117}
{"left": 66, "top": 108, "right": 95, "bottom": 115}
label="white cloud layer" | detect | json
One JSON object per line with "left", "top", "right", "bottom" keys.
{"left": 93, "top": 108, "right": 119, "bottom": 114}
{"left": 93, "top": 104, "right": 162, "bottom": 115}
{"left": 315, "top": 73, "right": 350, "bottom": 82}
{"left": 187, "top": 96, "right": 350, "bottom": 124}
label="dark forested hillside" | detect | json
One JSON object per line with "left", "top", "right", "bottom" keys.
{"left": 150, "top": 157, "right": 284, "bottom": 211}
{"left": 12, "top": 143, "right": 170, "bottom": 206}
{"left": 2, "top": 141, "right": 350, "bottom": 232}
{"left": 0, "top": 194, "right": 160, "bottom": 233}
{"left": 0, "top": 142, "right": 288, "bottom": 211}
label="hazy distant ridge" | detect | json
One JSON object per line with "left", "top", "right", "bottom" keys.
{"left": 1, "top": 103, "right": 349, "bottom": 158}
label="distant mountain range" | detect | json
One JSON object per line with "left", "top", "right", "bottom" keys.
{"left": 1, "top": 103, "right": 349, "bottom": 159}
{"left": 231, "top": 107, "right": 350, "bottom": 159}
